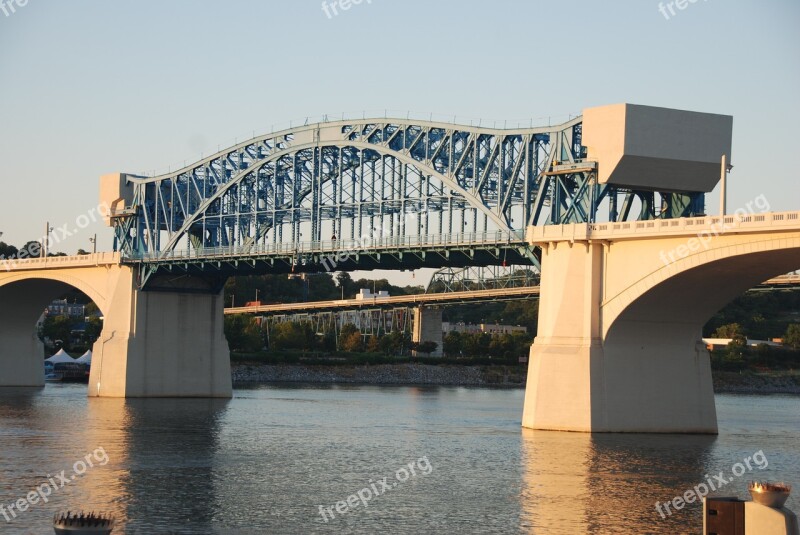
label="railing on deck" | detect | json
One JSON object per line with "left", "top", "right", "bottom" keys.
{"left": 128, "top": 230, "right": 527, "bottom": 262}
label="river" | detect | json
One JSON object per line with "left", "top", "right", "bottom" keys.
{"left": 1, "top": 384, "right": 798, "bottom": 534}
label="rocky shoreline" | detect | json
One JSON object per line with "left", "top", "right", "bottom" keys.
{"left": 232, "top": 363, "right": 525, "bottom": 387}
{"left": 232, "top": 363, "right": 800, "bottom": 393}
{"left": 712, "top": 371, "right": 800, "bottom": 394}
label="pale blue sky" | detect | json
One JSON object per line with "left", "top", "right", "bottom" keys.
{"left": 0, "top": 0, "right": 798, "bottom": 282}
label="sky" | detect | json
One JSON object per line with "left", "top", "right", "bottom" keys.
{"left": 0, "top": 0, "right": 798, "bottom": 285}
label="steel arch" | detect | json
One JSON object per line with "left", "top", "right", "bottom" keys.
{"left": 114, "top": 116, "right": 705, "bottom": 268}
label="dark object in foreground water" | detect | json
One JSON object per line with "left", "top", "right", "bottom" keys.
{"left": 53, "top": 511, "right": 115, "bottom": 534}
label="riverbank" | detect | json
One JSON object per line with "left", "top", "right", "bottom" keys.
{"left": 232, "top": 362, "right": 525, "bottom": 387}
{"left": 232, "top": 363, "right": 800, "bottom": 392}
{"left": 713, "top": 370, "right": 800, "bottom": 394}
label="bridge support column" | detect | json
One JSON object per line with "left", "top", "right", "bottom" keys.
{"left": 522, "top": 241, "right": 717, "bottom": 433}
{"left": 0, "top": 331, "right": 44, "bottom": 387}
{"left": 0, "top": 280, "right": 83, "bottom": 387}
{"left": 412, "top": 307, "right": 443, "bottom": 357}
{"left": 0, "top": 290, "right": 45, "bottom": 387}
{"left": 89, "top": 270, "right": 232, "bottom": 398}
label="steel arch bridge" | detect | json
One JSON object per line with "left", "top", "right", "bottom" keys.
{"left": 112, "top": 116, "right": 705, "bottom": 283}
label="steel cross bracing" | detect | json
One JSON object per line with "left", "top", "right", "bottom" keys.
{"left": 262, "top": 307, "right": 413, "bottom": 346}
{"left": 426, "top": 265, "right": 540, "bottom": 294}
{"left": 113, "top": 116, "right": 705, "bottom": 284}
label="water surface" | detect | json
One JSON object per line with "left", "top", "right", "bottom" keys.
{"left": 0, "top": 384, "right": 798, "bottom": 534}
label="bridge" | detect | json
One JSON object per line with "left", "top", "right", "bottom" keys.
{"left": 1, "top": 103, "right": 797, "bottom": 434}
{"left": 223, "top": 270, "right": 796, "bottom": 358}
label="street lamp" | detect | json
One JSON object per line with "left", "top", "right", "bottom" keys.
{"left": 89, "top": 234, "right": 97, "bottom": 254}
{"left": 44, "top": 222, "right": 53, "bottom": 257}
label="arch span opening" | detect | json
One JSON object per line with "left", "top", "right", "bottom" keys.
{"left": 0, "top": 278, "right": 107, "bottom": 388}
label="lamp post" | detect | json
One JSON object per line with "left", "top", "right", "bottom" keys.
{"left": 44, "top": 222, "right": 53, "bottom": 257}
{"left": 720, "top": 155, "right": 733, "bottom": 216}
{"left": 89, "top": 234, "right": 97, "bottom": 254}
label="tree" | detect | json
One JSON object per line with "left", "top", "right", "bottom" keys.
{"left": 784, "top": 324, "right": 800, "bottom": 350}
{"left": 339, "top": 323, "right": 363, "bottom": 352}
{"left": 443, "top": 331, "right": 462, "bottom": 356}
{"left": 19, "top": 241, "right": 42, "bottom": 259}
{"left": 224, "top": 315, "right": 264, "bottom": 353}
{"left": 379, "top": 331, "right": 408, "bottom": 356}
{"left": 76, "top": 249, "right": 91, "bottom": 256}
{"left": 713, "top": 323, "right": 744, "bottom": 339}
{"left": 39, "top": 315, "right": 73, "bottom": 349}
{"left": 335, "top": 272, "right": 354, "bottom": 299}
{"left": 0, "top": 241, "right": 18, "bottom": 258}
{"left": 270, "top": 321, "right": 313, "bottom": 351}
{"left": 365, "top": 335, "right": 381, "bottom": 353}
{"left": 415, "top": 341, "right": 438, "bottom": 356}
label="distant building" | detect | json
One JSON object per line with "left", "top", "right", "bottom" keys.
{"left": 47, "top": 299, "right": 85, "bottom": 318}
{"left": 443, "top": 322, "right": 527, "bottom": 335}
{"left": 355, "top": 289, "right": 390, "bottom": 300}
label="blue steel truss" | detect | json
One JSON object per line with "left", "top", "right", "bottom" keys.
{"left": 113, "top": 116, "right": 704, "bottom": 279}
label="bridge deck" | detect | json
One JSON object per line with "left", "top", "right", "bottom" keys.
{"left": 225, "top": 275, "right": 799, "bottom": 316}
{"left": 225, "top": 286, "right": 541, "bottom": 315}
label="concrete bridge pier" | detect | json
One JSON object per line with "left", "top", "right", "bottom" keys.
{"left": 0, "top": 258, "right": 231, "bottom": 397}
{"left": 0, "top": 280, "right": 65, "bottom": 387}
{"left": 522, "top": 213, "right": 800, "bottom": 433}
{"left": 522, "top": 240, "right": 717, "bottom": 434}
{"left": 89, "top": 270, "right": 232, "bottom": 398}
{"left": 412, "top": 306, "right": 443, "bottom": 357}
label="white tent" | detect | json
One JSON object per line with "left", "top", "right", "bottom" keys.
{"left": 45, "top": 349, "right": 75, "bottom": 364}
{"left": 75, "top": 350, "right": 92, "bottom": 365}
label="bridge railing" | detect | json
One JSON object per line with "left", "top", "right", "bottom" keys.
{"left": 529, "top": 211, "right": 800, "bottom": 242}
{"left": 1, "top": 252, "right": 121, "bottom": 271}
{"left": 128, "top": 230, "right": 527, "bottom": 262}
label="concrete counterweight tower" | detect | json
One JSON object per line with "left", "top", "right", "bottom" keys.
{"left": 522, "top": 103, "right": 734, "bottom": 433}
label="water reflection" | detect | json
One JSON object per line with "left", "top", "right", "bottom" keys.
{"left": 0, "top": 390, "right": 229, "bottom": 534}
{"left": 520, "top": 430, "right": 716, "bottom": 533}
{"left": 2, "top": 386, "right": 797, "bottom": 534}
{"left": 114, "top": 398, "right": 230, "bottom": 534}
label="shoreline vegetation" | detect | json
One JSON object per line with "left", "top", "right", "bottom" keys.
{"left": 231, "top": 353, "right": 800, "bottom": 394}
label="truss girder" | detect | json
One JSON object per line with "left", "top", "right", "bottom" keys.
{"left": 115, "top": 116, "right": 706, "bottom": 269}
